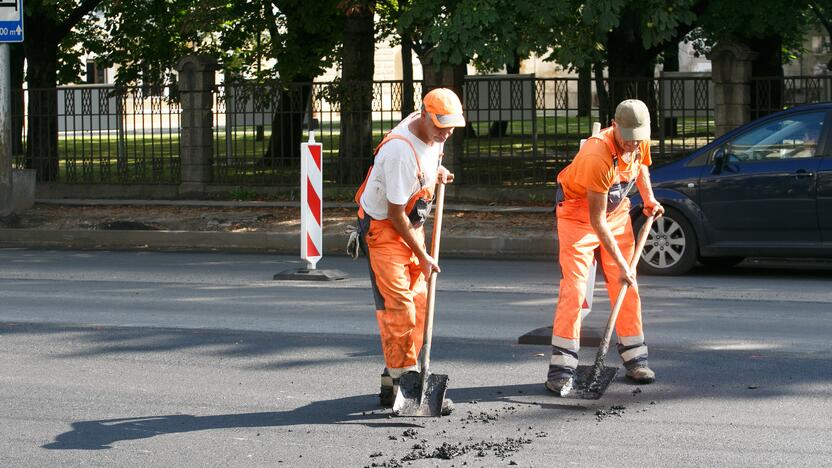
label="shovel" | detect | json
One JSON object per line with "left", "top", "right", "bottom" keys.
{"left": 393, "top": 182, "right": 449, "bottom": 417}
{"left": 573, "top": 215, "right": 655, "bottom": 399}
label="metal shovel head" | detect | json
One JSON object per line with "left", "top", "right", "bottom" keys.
{"left": 392, "top": 372, "right": 449, "bottom": 417}
{"left": 572, "top": 364, "right": 619, "bottom": 400}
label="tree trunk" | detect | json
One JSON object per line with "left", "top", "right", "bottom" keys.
{"left": 506, "top": 53, "right": 521, "bottom": 74}
{"left": 488, "top": 53, "right": 522, "bottom": 137}
{"left": 747, "top": 34, "right": 784, "bottom": 119}
{"left": 662, "top": 40, "right": 680, "bottom": 137}
{"left": 594, "top": 62, "right": 611, "bottom": 126}
{"left": 420, "top": 54, "right": 466, "bottom": 100}
{"left": 605, "top": 17, "right": 658, "bottom": 76}
{"left": 578, "top": 65, "right": 591, "bottom": 118}
{"left": 263, "top": 81, "right": 312, "bottom": 168}
{"left": 419, "top": 52, "right": 466, "bottom": 178}
{"left": 605, "top": 11, "right": 660, "bottom": 132}
{"left": 23, "top": 36, "right": 60, "bottom": 182}
{"left": 338, "top": 4, "right": 374, "bottom": 185}
{"left": 400, "top": 36, "right": 415, "bottom": 119}
{"left": 606, "top": 36, "right": 657, "bottom": 103}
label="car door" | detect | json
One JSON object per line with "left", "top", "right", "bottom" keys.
{"left": 818, "top": 145, "right": 832, "bottom": 245}
{"left": 697, "top": 111, "right": 825, "bottom": 246}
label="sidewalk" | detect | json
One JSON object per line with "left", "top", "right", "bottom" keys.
{"left": 0, "top": 199, "right": 558, "bottom": 259}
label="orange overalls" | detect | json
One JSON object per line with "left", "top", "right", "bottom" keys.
{"left": 355, "top": 133, "right": 436, "bottom": 379}
{"left": 548, "top": 128, "right": 650, "bottom": 381}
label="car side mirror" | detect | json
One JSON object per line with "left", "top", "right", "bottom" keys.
{"left": 711, "top": 148, "right": 725, "bottom": 175}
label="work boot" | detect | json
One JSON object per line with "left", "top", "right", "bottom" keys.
{"left": 544, "top": 376, "right": 574, "bottom": 397}
{"left": 625, "top": 365, "right": 656, "bottom": 384}
{"left": 379, "top": 370, "right": 396, "bottom": 408}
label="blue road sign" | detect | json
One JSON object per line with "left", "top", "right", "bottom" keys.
{"left": 0, "top": 0, "right": 23, "bottom": 43}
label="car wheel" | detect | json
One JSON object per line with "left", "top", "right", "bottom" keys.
{"left": 635, "top": 208, "right": 699, "bottom": 276}
{"left": 699, "top": 256, "right": 744, "bottom": 269}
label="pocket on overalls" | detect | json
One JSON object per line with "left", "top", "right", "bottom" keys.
{"left": 606, "top": 182, "right": 625, "bottom": 213}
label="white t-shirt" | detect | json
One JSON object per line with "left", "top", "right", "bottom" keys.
{"left": 359, "top": 115, "right": 442, "bottom": 220}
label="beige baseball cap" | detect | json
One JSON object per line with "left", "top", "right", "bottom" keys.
{"left": 615, "top": 99, "right": 650, "bottom": 141}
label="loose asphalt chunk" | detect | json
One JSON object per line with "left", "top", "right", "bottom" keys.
{"left": 595, "top": 404, "right": 627, "bottom": 422}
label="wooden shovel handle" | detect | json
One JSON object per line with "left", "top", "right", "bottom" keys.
{"left": 430, "top": 183, "right": 446, "bottom": 262}
{"left": 598, "top": 215, "right": 655, "bottom": 355}
{"left": 419, "top": 182, "right": 446, "bottom": 374}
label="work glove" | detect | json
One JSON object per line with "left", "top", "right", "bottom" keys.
{"left": 345, "top": 225, "right": 360, "bottom": 260}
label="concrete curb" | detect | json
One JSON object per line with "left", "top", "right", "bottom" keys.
{"left": 0, "top": 229, "right": 557, "bottom": 258}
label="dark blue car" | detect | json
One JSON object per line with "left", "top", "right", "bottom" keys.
{"left": 630, "top": 103, "right": 832, "bottom": 275}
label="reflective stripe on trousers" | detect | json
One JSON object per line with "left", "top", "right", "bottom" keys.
{"left": 549, "top": 196, "right": 648, "bottom": 375}
{"left": 360, "top": 216, "right": 427, "bottom": 378}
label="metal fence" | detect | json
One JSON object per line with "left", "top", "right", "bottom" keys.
{"left": 457, "top": 75, "right": 714, "bottom": 185}
{"left": 751, "top": 75, "right": 832, "bottom": 119}
{"left": 15, "top": 85, "right": 181, "bottom": 184}
{"left": 13, "top": 74, "right": 832, "bottom": 187}
{"left": 212, "top": 80, "right": 423, "bottom": 186}
{"left": 211, "top": 75, "right": 716, "bottom": 187}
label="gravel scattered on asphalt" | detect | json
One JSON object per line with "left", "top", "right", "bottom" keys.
{"left": 595, "top": 405, "right": 627, "bottom": 422}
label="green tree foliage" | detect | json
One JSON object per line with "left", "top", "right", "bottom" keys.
{"left": 546, "top": 0, "right": 697, "bottom": 74}
{"left": 22, "top": 0, "right": 105, "bottom": 87}
{"left": 87, "top": 1, "right": 344, "bottom": 166}
{"left": 697, "top": 0, "right": 808, "bottom": 46}
{"left": 542, "top": 1, "right": 697, "bottom": 123}
{"left": 218, "top": 0, "right": 343, "bottom": 82}
{"left": 394, "top": 0, "right": 560, "bottom": 68}
{"left": 808, "top": 0, "right": 832, "bottom": 70}
{"left": 91, "top": 0, "right": 343, "bottom": 86}
{"left": 90, "top": 0, "right": 221, "bottom": 87}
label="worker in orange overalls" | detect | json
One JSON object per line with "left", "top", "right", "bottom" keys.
{"left": 546, "top": 99, "right": 665, "bottom": 395}
{"left": 354, "top": 88, "right": 464, "bottom": 410}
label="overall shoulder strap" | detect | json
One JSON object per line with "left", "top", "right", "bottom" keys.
{"left": 587, "top": 128, "right": 619, "bottom": 160}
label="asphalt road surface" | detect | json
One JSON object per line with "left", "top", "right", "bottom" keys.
{"left": 1, "top": 249, "right": 830, "bottom": 467}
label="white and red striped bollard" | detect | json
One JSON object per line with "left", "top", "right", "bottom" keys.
{"left": 300, "top": 130, "right": 323, "bottom": 270}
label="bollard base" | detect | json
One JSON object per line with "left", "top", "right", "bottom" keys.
{"left": 273, "top": 268, "right": 348, "bottom": 281}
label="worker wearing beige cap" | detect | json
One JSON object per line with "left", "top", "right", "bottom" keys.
{"left": 353, "top": 88, "right": 464, "bottom": 409}
{"left": 546, "top": 99, "right": 665, "bottom": 395}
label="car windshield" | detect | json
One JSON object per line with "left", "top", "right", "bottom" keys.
{"left": 727, "top": 112, "right": 825, "bottom": 161}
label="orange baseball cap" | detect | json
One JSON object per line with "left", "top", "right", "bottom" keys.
{"left": 422, "top": 88, "right": 465, "bottom": 128}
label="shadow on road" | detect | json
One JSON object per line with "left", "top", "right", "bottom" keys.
{"left": 42, "top": 394, "right": 408, "bottom": 450}
{"left": 5, "top": 321, "right": 828, "bottom": 451}
{"left": 42, "top": 383, "right": 574, "bottom": 451}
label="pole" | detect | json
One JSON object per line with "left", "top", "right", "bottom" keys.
{"left": 299, "top": 121, "right": 322, "bottom": 270}
{"left": 272, "top": 86, "right": 347, "bottom": 281}
{"left": 0, "top": 43, "right": 12, "bottom": 216}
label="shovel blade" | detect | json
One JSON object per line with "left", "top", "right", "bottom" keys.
{"left": 392, "top": 372, "right": 449, "bottom": 417}
{"left": 573, "top": 365, "right": 619, "bottom": 400}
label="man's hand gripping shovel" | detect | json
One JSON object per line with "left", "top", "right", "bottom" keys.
{"left": 393, "top": 182, "right": 449, "bottom": 417}
{"left": 571, "top": 215, "right": 655, "bottom": 399}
